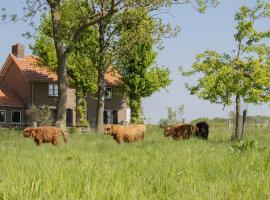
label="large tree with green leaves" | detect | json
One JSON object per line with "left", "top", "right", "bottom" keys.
{"left": 116, "top": 9, "right": 172, "bottom": 123}
{"left": 181, "top": 0, "right": 270, "bottom": 140}
{"left": 92, "top": 1, "right": 219, "bottom": 131}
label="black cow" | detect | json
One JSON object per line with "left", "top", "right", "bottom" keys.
{"left": 195, "top": 122, "right": 209, "bottom": 140}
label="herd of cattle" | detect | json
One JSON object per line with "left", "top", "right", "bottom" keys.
{"left": 22, "top": 122, "right": 209, "bottom": 145}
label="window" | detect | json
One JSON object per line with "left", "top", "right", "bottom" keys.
{"left": 0, "top": 111, "right": 5, "bottom": 123}
{"left": 11, "top": 111, "right": 21, "bottom": 123}
{"left": 105, "top": 87, "right": 112, "bottom": 99}
{"left": 48, "top": 84, "right": 58, "bottom": 97}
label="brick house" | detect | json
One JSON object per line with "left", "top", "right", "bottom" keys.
{"left": 0, "top": 44, "right": 76, "bottom": 127}
{"left": 0, "top": 44, "right": 131, "bottom": 127}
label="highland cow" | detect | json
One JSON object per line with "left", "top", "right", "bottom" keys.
{"left": 195, "top": 122, "right": 209, "bottom": 140}
{"left": 164, "top": 124, "right": 198, "bottom": 140}
{"left": 104, "top": 124, "right": 145, "bottom": 144}
{"left": 23, "top": 126, "right": 68, "bottom": 145}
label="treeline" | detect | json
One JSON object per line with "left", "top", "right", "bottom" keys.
{"left": 191, "top": 115, "right": 270, "bottom": 126}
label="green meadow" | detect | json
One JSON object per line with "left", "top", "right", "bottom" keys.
{"left": 0, "top": 126, "right": 269, "bottom": 200}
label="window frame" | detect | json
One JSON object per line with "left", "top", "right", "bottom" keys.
{"left": 0, "top": 110, "right": 6, "bottom": 123}
{"left": 105, "top": 87, "right": 113, "bottom": 100}
{"left": 11, "top": 110, "right": 21, "bottom": 124}
{"left": 48, "top": 83, "right": 58, "bottom": 97}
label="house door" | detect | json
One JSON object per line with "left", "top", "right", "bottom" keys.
{"left": 113, "top": 110, "right": 118, "bottom": 124}
{"left": 66, "top": 109, "right": 73, "bottom": 127}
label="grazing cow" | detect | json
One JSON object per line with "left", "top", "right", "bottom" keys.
{"left": 104, "top": 124, "right": 145, "bottom": 144}
{"left": 195, "top": 122, "right": 209, "bottom": 140}
{"left": 23, "top": 126, "right": 68, "bottom": 145}
{"left": 164, "top": 124, "right": 198, "bottom": 140}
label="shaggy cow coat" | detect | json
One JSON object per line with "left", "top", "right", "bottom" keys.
{"left": 164, "top": 124, "right": 198, "bottom": 140}
{"left": 195, "top": 122, "right": 209, "bottom": 140}
{"left": 104, "top": 124, "right": 145, "bottom": 144}
{"left": 23, "top": 126, "right": 68, "bottom": 145}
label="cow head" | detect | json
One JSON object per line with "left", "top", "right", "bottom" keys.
{"left": 23, "top": 127, "right": 34, "bottom": 137}
{"left": 104, "top": 124, "right": 113, "bottom": 135}
{"left": 164, "top": 127, "right": 173, "bottom": 137}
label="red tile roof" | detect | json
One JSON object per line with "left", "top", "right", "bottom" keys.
{"left": 9, "top": 54, "right": 121, "bottom": 85}
{"left": 1, "top": 54, "right": 121, "bottom": 88}
{"left": 10, "top": 54, "right": 58, "bottom": 82}
{"left": 0, "top": 89, "right": 23, "bottom": 107}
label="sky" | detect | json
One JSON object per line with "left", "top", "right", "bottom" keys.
{"left": 0, "top": 0, "right": 270, "bottom": 124}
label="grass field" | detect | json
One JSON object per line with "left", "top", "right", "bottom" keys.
{"left": 0, "top": 126, "right": 269, "bottom": 200}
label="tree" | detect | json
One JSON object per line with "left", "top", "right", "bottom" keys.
{"left": 116, "top": 9, "right": 172, "bottom": 123}
{"left": 181, "top": 1, "right": 270, "bottom": 140}
{"left": 91, "top": 1, "right": 219, "bottom": 131}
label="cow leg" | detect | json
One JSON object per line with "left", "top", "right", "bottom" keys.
{"left": 34, "top": 138, "right": 42, "bottom": 145}
{"left": 117, "top": 136, "right": 123, "bottom": 144}
{"left": 52, "top": 137, "right": 58, "bottom": 145}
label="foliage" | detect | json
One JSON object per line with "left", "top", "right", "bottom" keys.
{"left": 30, "top": 13, "right": 98, "bottom": 95}
{"left": 76, "top": 98, "right": 89, "bottom": 128}
{"left": 116, "top": 9, "right": 173, "bottom": 123}
{"left": 181, "top": 1, "right": 270, "bottom": 140}
{"left": 229, "top": 140, "right": 256, "bottom": 153}
{"left": 0, "top": 125, "right": 270, "bottom": 199}
{"left": 27, "top": 105, "right": 53, "bottom": 126}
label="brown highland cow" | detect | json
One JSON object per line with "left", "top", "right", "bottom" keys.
{"left": 104, "top": 124, "right": 145, "bottom": 144}
{"left": 164, "top": 124, "right": 198, "bottom": 140}
{"left": 23, "top": 126, "right": 68, "bottom": 145}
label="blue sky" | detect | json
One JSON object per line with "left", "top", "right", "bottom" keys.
{"left": 1, "top": 0, "right": 270, "bottom": 123}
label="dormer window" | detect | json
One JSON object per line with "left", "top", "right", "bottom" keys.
{"left": 49, "top": 84, "right": 58, "bottom": 97}
{"left": 105, "top": 87, "right": 112, "bottom": 100}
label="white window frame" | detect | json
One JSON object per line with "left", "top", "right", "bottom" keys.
{"left": 48, "top": 84, "right": 58, "bottom": 97}
{"left": 105, "top": 87, "right": 112, "bottom": 100}
{"left": 0, "top": 110, "right": 6, "bottom": 123}
{"left": 11, "top": 110, "right": 21, "bottom": 124}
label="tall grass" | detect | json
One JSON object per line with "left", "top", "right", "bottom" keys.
{"left": 0, "top": 126, "right": 269, "bottom": 200}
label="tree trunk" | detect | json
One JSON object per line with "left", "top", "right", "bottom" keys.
{"left": 56, "top": 52, "right": 68, "bottom": 127}
{"left": 130, "top": 97, "right": 143, "bottom": 124}
{"left": 96, "top": 19, "right": 106, "bottom": 132}
{"left": 49, "top": 1, "right": 68, "bottom": 128}
{"left": 96, "top": 70, "right": 106, "bottom": 131}
{"left": 234, "top": 95, "right": 241, "bottom": 140}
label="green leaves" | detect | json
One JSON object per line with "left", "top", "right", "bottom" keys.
{"left": 115, "top": 9, "right": 172, "bottom": 123}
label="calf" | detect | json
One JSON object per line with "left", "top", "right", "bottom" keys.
{"left": 164, "top": 124, "right": 198, "bottom": 140}
{"left": 104, "top": 124, "right": 145, "bottom": 144}
{"left": 23, "top": 126, "right": 68, "bottom": 146}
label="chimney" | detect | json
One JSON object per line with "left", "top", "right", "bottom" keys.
{"left": 12, "top": 44, "right": 25, "bottom": 58}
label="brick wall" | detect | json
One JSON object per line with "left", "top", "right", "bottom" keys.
{"left": 32, "top": 82, "right": 57, "bottom": 107}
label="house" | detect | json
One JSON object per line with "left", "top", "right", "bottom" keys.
{"left": 87, "top": 70, "right": 131, "bottom": 126}
{"left": 0, "top": 44, "right": 130, "bottom": 128}
{"left": 0, "top": 44, "right": 76, "bottom": 127}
